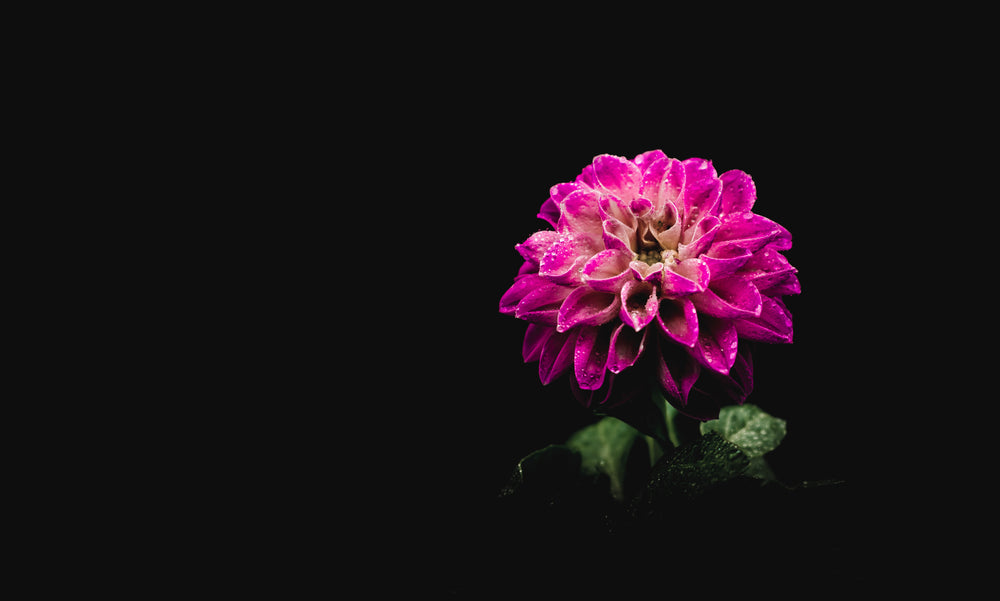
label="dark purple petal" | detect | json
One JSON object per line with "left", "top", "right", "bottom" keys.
{"left": 557, "top": 286, "right": 621, "bottom": 332}
{"left": 734, "top": 295, "right": 793, "bottom": 343}
{"left": 570, "top": 370, "right": 616, "bottom": 408}
{"left": 656, "top": 298, "right": 699, "bottom": 347}
{"left": 582, "top": 249, "right": 633, "bottom": 293}
{"left": 608, "top": 322, "right": 648, "bottom": 373}
{"left": 691, "top": 316, "right": 738, "bottom": 375}
{"left": 690, "top": 276, "right": 762, "bottom": 319}
{"left": 592, "top": 154, "right": 642, "bottom": 201}
{"left": 718, "top": 169, "right": 756, "bottom": 214}
{"left": 522, "top": 323, "right": 555, "bottom": 362}
{"left": 538, "top": 328, "right": 579, "bottom": 385}
{"left": 655, "top": 336, "right": 700, "bottom": 406}
{"left": 620, "top": 280, "right": 659, "bottom": 331}
{"left": 573, "top": 324, "right": 612, "bottom": 390}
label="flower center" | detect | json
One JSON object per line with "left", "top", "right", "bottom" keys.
{"left": 634, "top": 217, "right": 677, "bottom": 266}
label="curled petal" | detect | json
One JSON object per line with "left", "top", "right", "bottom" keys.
{"left": 655, "top": 336, "right": 700, "bottom": 406}
{"left": 537, "top": 197, "right": 560, "bottom": 228}
{"left": 557, "top": 189, "right": 604, "bottom": 241}
{"left": 514, "top": 281, "right": 574, "bottom": 325}
{"left": 678, "top": 215, "right": 720, "bottom": 260}
{"left": 592, "top": 154, "right": 642, "bottom": 201}
{"left": 739, "top": 248, "right": 797, "bottom": 291}
{"left": 515, "top": 230, "right": 561, "bottom": 266}
{"left": 522, "top": 323, "right": 555, "bottom": 362}
{"left": 691, "top": 316, "right": 738, "bottom": 375}
{"left": 633, "top": 149, "right": 667, "bottom": 172}
{"left": 690, "top": 276, "right": 762, "bottom": 319}
{"left": 570, "top": 370, "right": 616, "bottom": 408}
{"left": 539, "top": 328, "right": 579, "bottom": 385}
{"left": 661, "top": 258, "right": 710, "bottom": 298}
{"left": 608, "top": 322, "right": 648, "bottom": 373}
{"left": 620, "top": 280, "right": 659, "bottom": 331}
{"left": 629, "top": 260, "right": 663, "bottom": 283}
{"left": 702, "top": 245, "right": 752, "bottom": 279}
{"left": 573, "top": 325, "right": 612, "bottom": 390}
{"left": 656, "top": 298, "right": 699, "bottom": 347}
{"left": 500, "top": 274, "right": 545, "bottom": 315}
{"left": 557, "top": 286, "right": 621, "bottom": 332}
{"left": 602, "top": 217, "right": 635, "bottom": 253}
{"left": 719, "top": 169, "right": 756, "bottom": 214}
{"left": 734, "top": 296, "right": 793, "bottom": 343}
{"left": 582, "top": 249, "right": 633, "bottom": 293}
{"left": 629, "top": 197, "right": 653, "bottom": 219}
{"left": 680, "top": 158, "right": 721, "bottom": 224}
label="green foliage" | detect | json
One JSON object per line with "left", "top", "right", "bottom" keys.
{"left": 566, "top": 417, "right": 642, "bottom": 502}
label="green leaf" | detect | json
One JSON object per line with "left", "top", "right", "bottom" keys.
{"left": 699, "top": 404, "right": 787, "bottom": 458}
{"left": 566, "top": 417, "right": 641, "bottom": 502}
{"left": 633, "top": 432, "right": 750, "bottom": 515}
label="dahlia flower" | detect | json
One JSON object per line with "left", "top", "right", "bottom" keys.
{"left": 499, "top": 151, "right": 798, "bottom": 419}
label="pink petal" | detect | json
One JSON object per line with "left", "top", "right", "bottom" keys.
{"left": 629, "top": 260, "right": 664, "bottom": 283}
{"left": 734, "top": 295, "right": 793, "bottom": 343}
{"left": 633, "top": 149, "right": 667, "bottom": 172}
{"left": 557, "top": 189, "right": 604, "bottom": 241}
{"left": 656, "top": 298, "right": 699, "bottom": 347}
{"left": 514, "top": 230, "right": 561, "bottom": 266}
{"left": 713, "top": 212, "right": 791, "bottom": 256}
{"left": 538, "top": 328, "right": 579, "bottom": 385}
{"left": 582, "top": 249, "right": 633, "bottom": 293}
{"left": 701, "top": 246, "right": 753, "bottom": 279}
{"left": 678, "top": 215, "right": 720, "bottom": 260}
{"left": 608, "top": 322, "right": 648, "bottom": 373}
{"left": 718, "top": 169, "right": 756, "bottom": 214}
{"left": 738, "top": 247, "right": 797, "bottom": 291}
{"left": 680, "top": 158, "right": 721, "bottom": 224}
{"left": 522, "top": 323, "right": 555, "bottom": 362}
{"left": 619, "top": 280, "right": 659, "bottom": 331}
{"left": 661, "top": 258, "right": 710, "bottom": 298}
{"left": 514, "top": 280, "right": 574, "bottom": 325}
{"left": 591, "top": 154, "right": 642, "bottom": 202}
{"left": 690, "top": 276, "right": 762, "bottom": 319}
{"left": 499, "top": 274, "right": 544, "bottom": 315}
{"left": 557, "top": 286, "right": 621, "bottom": 332}
{"left": 602, "top": 217, "right": 635, "bottom": 253}
{"left": 640, "top": 157, "right": 685, "bottom": 221}
{"left": 573, "top": 324, "right": 612, "bottom": 390}
{"left": 538, "top": 234, "right": 592, "bottom": 285}
{"left": 691, "top": 317, "right": 738, "bottom": 375}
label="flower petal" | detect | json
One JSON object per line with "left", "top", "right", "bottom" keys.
{"left": 678, "top": 215, "right": 720, "bottom": 260}
{"left": 633, "top": 149, "right": 667, "bottom": 172}
{"left": 608, "top": 322, "right": 648, "bottom": 373}
{"left": 557, "top": 189, "right": 604, "bottom": 241}
{"left": 691, "top": 316, "right": 738, "bottom": 375}
{"left": 734, "top": 295, "right": 793, "bottom": 343}
{"left": 655, "top": 336, "right": 700, "bottom": 405}
{"left": 557, "top": 286, "right": 621, "bottom": 332}
{"left": 738, "top": 247, "right": 797, "bottom": 292}
{"left": 713, "top": 212, "right": 791, "bottom": 255}
{"left": 690, "top": 276, "right": 762, "bottom": 319}
{"left": 620, "top": 280, "right": 659, "bottom": 331}
{"left": 592, "top": 154, "right": 642, "bottom": 202}
{"left": 538, "top": 234, "right": 592, "bottom": 285}
{"left": 680, "top": 158, "right": 721, "bottom": 225}
{"left": 656, "top": 298, "right": 699, "bottom": 347}
{"left": 499, "top": 274, "right": 544, "bottom": 315}
{"left": 640, "top": 156, "right": 685, "bottom": 222}
{"left": 573, "top": 324, "right": 612, "bottom": 390}
{"left": 718, "top": 169, "right": 756, "bottom": 214}
{"left": 582, "top": 249, "right": 633, "bottom": 293}
{"left": 602, "top": 217, "right": 635, "bottom": 253}
{"left": 514, "top": 280, "right": 574, "bottom": 325}
{"left": 522, "top": 323, "right": 555, "bottom": 362}
{"left": 514, "top": 230, "right": 560, "bottom": 266}
{"left": 661, "top": 258, "right": 710, "bottom": 298}
{"left": 538, "top": 328, "right": 579, "bottom": 385}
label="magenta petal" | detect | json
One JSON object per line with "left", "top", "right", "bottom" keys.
{"left": 557, "top": 286, "right": 621, "bottom": 332}
{"left": 592, "top": 154, "right": 642, "bottom": 201}
{"left": 633, "top": 149, "right": 667, "bottom": 172}
{"left": 680, "top": 158, "right": 721, "bottom": 222}
{"left": 691, "top": 317, "right": 738, "bottom": 375}
{"left": 602, "top": 217, "right": 635, "bottom": 253}
{"left": 661, "top": 258, "right": 710, "bottom": 298}
{"left": 539, "top": 328, "right": 579, "bottom": 385}
{"left": 557, "top": 189, "right": 604, "bottom": 241}
{"left": 514, "top": 281, "right": 574, "bottom": 325}
{"left": 690, "top": 276, "right": 762, "bottom": 319}
{"left": 500, "top": 274, "right": 544, "bottom": 315}
{"left": 734, "top": 295, "right": 793, "bottom": 343}
{"left": 582, "top": 249, "right": 633, "bottom": 293}
{"left": 739, "top": 248, "right": 797, "bottom": 291}
{"left": 620, "top": 280, "right": 659, "bottom": 331}
{"left": 522, "top": 323, "right": 555, "bottom": 362}
{"left": 655, "top": 336, "right": 700, "bottom": 405}
{"left": 573, "top": 325, "right": 612, "bottom": 390}
{"left": 656, "top": 298, "right": 699, "bottom": 347}
{"left": 714, "top": 213, "right": 791, "bottom": 255}
{"left": 515, "top": 230, "right": 560, "bottom": 266}
{"left": 538, "top": 235, "right": 591, "bottom": 285}
{"left": 678, "top": 215, "right": 720, "bottom": 260}
{"left": 608, "top": 322, "right": 648, "bottom": 373}
{"left": 718, "top": 169, "right": 756, "bottom": 214}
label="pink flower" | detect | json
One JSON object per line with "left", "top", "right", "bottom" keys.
{"left": 500, "top": 151, "right": 799, "bottom": 419}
